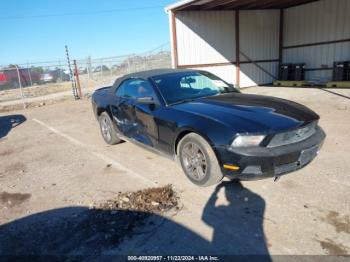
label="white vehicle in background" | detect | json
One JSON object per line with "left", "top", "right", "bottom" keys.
{"left": 39, "top": 69, "right": 70, "bottom": 84}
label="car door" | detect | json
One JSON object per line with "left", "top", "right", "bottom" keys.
{"left": 110, "top": 79, "right": 138, "bottom": 136}
{"left": 111, "top": 78, "right": 160, "bottom": 146}
{"left": 132, "top": 79, "right": 160, "bottom": 147}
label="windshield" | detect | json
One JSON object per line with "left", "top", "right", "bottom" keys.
{"left": 152, "top": 71, "right": 239, "bottom": 105}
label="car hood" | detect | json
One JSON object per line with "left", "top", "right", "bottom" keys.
{"left": 172, "top": 93, "right": 319, "bottom": 133}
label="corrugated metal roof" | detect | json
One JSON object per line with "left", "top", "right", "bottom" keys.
{"left": 166, "top": 0, "right": 320, "bottom": 11}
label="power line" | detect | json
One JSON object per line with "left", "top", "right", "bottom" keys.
{"left": 0, "top": 5, "right": 166, "bottom": 20}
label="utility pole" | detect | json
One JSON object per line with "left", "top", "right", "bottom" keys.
{"left": 65, "top": 45, "right": 79, "bottom": 100}
{"left": 73, "top": 60, "right": 82, "bottom": 99}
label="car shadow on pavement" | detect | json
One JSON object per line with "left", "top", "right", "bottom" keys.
{"left": 0, "top": 115, "right": 26, "bottom": 139}
{"left": 0, "top": 181, "right": 270, "bottom": 259}
{"left": 0, "top": 206, "right": 210, "bottom": 256}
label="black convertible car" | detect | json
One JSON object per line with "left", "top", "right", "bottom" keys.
{"left": 92, "top": 69, "right": 325, "bottom": 186}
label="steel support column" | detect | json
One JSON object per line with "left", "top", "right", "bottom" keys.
{"left": 171, "top": 12, "right": 179, "bottom": 68}
{"left": 235, "top": 9, "right": 240, "bottom": 87}
{"left": 278, "top": 8, "right": 284, "bottom": 76}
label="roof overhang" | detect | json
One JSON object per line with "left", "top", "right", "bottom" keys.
{"left": 165, "top": 0, "right": 320, "bottom": 12}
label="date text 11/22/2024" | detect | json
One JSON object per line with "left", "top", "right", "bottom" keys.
{"left": 127, "top": 256, "right": 219, "bottom": 261}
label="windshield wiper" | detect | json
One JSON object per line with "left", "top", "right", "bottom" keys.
{"left": 169, "top": 98, "right": 196, "bottom": 106}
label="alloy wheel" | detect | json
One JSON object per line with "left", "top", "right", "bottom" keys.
{"left": 181, "top": 142, "right": 208, "bottom": 181}
{"left": 101, "top": 116, "right": 112, "bottom": 142}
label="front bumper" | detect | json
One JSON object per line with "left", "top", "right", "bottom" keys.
{"left": 215, "top": 126, "right": 326, "bottom": 180}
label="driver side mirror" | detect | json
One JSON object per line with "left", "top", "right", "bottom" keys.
{"left": 136, "top": 96, "right": 155, "bottom": 105}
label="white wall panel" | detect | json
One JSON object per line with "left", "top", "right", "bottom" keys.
{"left": 283, "top": 0, "right": 350, "bottom": 82}
{"left": 190, "top": 62, "right": 278, "bottom": 87}
{"left": 240, "top": 62, "right": 279, "bottom": 88}
{"left": 172, "top": 0, "right": 349, "bottom": 85}
{"left": 175, "top": 11, "right": 235, "bottom": 65}
{"left": 240, "top": 10, "right": 280, "bottom": 62}
{"left": 284, "top": 0, "right": 350, "bottom": 46}
{"left": 238, "top": 10, "right": 280, "bottom": 87}
{"left": 189, "top": 63, "right": 278, "bottom": 87}
{"left": 190, "top": 65, "right": 236, "bottom": 84}
{"left": 175, "top": 9, "right": 280, "bottom": 86}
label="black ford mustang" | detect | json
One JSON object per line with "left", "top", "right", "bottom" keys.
{"left": 92, "top": 69, "right": 325, "bottom": 186}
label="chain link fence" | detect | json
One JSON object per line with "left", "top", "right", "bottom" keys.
{"left": 0, "top": 43, "right": 171, "bottom": 109}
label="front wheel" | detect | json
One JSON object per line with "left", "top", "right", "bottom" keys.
{"left": 178, "top": 133, "right": 223, "bottom": 187}
{"left": 99, "top": 112, "right": 122, "bottom": 145}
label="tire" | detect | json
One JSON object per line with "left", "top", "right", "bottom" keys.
{"left": 98, "top": 112, "right": 122, "bottom": 145}
{"left": 178, "top": 133, "right": 223, "bottom": 187}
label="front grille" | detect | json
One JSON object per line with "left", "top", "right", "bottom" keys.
{"left": 274, "top": 152, "right": 300, "bottom": 166}
{"left": 275, "top": 145, "right": 319, "bottom": 175}
{"left": 268, "top": 122, "right": 317, "bottom": 148}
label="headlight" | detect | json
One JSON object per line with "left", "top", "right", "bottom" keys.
{"left": 231, "top": 135, "right": 266, "bottom": 148}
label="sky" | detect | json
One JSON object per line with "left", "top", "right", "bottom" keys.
{"left": 0, "top": 0, "right": 175, "bottom": 65}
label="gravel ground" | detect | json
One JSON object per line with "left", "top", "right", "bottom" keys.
{"left": 0, "top": 73, "right": 115, "bottom": 110}
{"left": 0, "top": 86, "right": 349, "bottom": 256}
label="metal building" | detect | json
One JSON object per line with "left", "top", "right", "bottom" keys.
{"left": 166, "top": 0, "right": 350, "bottom": 88}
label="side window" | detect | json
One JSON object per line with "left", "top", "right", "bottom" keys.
{"left": 115, "top": 81, "right": 127, "bottom": 97}
{"left": 133, "top": 80, "right": 156, "bottom": 98}
{"left": 116, "top": 79, "right": 156, "bottom": 100}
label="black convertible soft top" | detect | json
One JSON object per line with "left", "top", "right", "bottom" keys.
{"left": 111, "top": 68, "right": 197, "bottom": 91}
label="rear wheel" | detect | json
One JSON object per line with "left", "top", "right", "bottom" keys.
{"left": 178, "top": 133, "right": 223, "bottom": 187}
{"left": 99, "top": 112, "right": 122, "bottom": 145}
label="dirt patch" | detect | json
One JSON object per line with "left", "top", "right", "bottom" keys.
{"left": 99, "top": 184, "right": 180, "bottom": 214}
{"left": 0, "top": 82, "right": 71, "bottom": 103}
{"left": 316, "top": 238, "right": 349, "bottom": 255}
{"left": 85, "top": 185, "right": 181, "bottom": 249}
{"left": 0, "top": 148, "right": 14, "bottom": 157}
{"left": 321, "top": 211, "right": 350, "bottom": 234}
{"left": 0, "top": 192, "right": 31, "bottom": 207}
{"left": 0, "top": 96, "right": 73, "bottom": 113}
{"left": 0, "top": 185, "right": 181, "bottom": 254}
{"left": 92, "top": 185, "right": 180, "bottom": 246}
{"left": 1, "top": 162, "right": 26, "bottom": 176}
